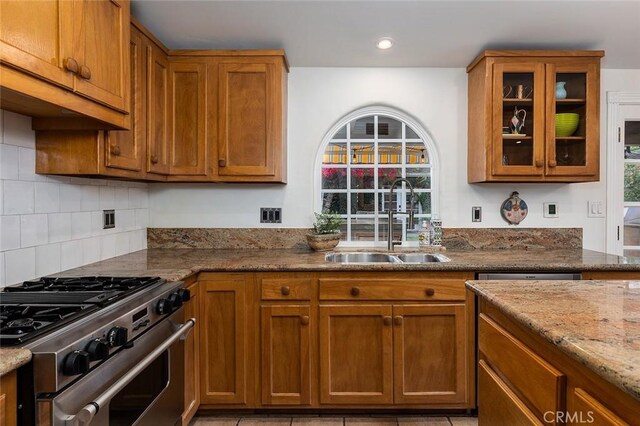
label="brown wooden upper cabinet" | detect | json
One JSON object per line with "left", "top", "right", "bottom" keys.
{"left": 216, "top": 58, "right": 287, "bottom": 182}
{"left": 467, "top": 50, "right": 603, "bottom": 183}
{"left": 0, "top": 0, "right": 131, "bottom": 129}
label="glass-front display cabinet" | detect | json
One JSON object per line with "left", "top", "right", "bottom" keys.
{"left": 467, "top": 50, "right": 603, "bottom": 183}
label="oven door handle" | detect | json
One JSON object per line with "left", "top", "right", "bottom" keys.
{"left": 65, "top": 318, "right": 195, "bottom": 426}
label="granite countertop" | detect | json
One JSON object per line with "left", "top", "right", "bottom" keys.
{"left": 466, "top": 279, "right": 640, "bottom": 401}
{"left": 0, "top": 348, "right": 32, "bottom": 376}
{"left": 48, "top": 247, "right": 640, "bottom": 281}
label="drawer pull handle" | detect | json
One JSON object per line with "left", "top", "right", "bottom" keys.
{"left": 535, "top": 160, "right": 543, "bottom": 167}
{"left": 110, "top": 145, "right": 121, "bottom": 156}
{"left": 549, "top": 160, "right": 557, "bottom": 168}
{"left": 350, "top": 287, "right": 360, "bottom": 296}
{"left": 394, "top": 316, "right": 403, "bottom": 326}
{"left": 300, "top": 316, "right": 309, "bottom": 325}
{"left": 383, "top": 316, "right": 392, "bottom": 326}
{"left": 150, "top": 155, "right": 159, "bottom": 164}
{"left": 425, "top": 288, "right": 435, "bottom": 297}
{"left": 64, "top": 57, "right": 79, "bottom": 74}
{"left": 280, "top": 286, "right": 290, "bottom": 296}
{"left": 79, "top": 65, "right": 91, "bottom": 80}
{"left": 218, "top": 159, "right": 227, "bottom": 167}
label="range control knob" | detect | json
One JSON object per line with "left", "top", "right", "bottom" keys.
{"left": 176, "top": 288, "right": 191, "bottom": 302}
{"left": 62, "top": 350, "right": 90, "bottom": 376}
{"left": 168, "top": 293, "right": 183, "bottom": 308}
{"left": 156, "top": 298, "right": 173, "bottom": 315}
{"left": 106, "top": 326, "right": 128, "bottom": 347}
{"left": 85, "top": 338, "right": 109, "bottom": 361}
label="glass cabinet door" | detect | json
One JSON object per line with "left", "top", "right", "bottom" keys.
{"left": 545, "top": 62, "right": 599, "bottom": 177}
{"left": 491, "top": 63, "right": 545, "bottom": 176}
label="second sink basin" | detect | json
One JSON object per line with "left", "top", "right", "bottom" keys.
{"left": 395, "top": 253, "right": 450, "bottom": 263}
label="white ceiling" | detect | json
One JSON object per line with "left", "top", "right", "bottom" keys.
{"left": 131, "top": 0, "right": 640, "bottom": 69}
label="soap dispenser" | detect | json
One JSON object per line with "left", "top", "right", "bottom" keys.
{"left": 418, "top": 220, "right": 431, "bottom": 247}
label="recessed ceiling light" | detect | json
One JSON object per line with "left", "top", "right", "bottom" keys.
{"left": 376, "top": 38, "right": 394, "bottom": 50}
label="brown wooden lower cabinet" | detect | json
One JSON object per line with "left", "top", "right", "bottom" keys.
{"left": 198, "top": 271, "right": 474, "bottom": 410}
{"left": 393, "top": 304, "right": 467, "bottom": 405}
{"left": 0, "top": 371, "right": 17, "bottom": 426}
{"left": 478, "top": 300, "right": 639, "bottom": 426}
{"left": 261, "top": 304, "right": 312, "bottom": 405}
{"left": 319, "top": 304, "right": 394, "bottom": 405}
{"left": 199, "top": 274, "right": 252, "bottom": 407}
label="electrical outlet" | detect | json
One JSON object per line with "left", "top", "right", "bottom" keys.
{"left": 260, "top": 208, "right": 282, "bottom": 223}
{"left": 103, "top": 210, "right": 115, "bottom": 229}
{"left": 544, "top": 202, "right": 558, "bottom": 218}
{"left": 588, "top": 201, "right": 605, "bottom": 218}
{"left": 472, "top": 206, "right": 482, "bottom": 222}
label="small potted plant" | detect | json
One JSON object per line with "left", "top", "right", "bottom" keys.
{"left": 307, "top": 212, "right": 343, "bottom": 251}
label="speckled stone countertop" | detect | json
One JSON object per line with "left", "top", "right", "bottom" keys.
{"left": 0, "top": 348, "right": 32, "bottom": 376}
{"left": 48, "top": 248, "right": 640, "bottom": 280}
{"left": 466, "top": 279, "right": 640, "bottom": 400}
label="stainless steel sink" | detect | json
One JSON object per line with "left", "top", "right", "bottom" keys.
{"left": 324, "top": 252, "right": 402, "bottom": 263}
{"left": 324, "top": 252, "right": 450, "bottom": 264}
{"left": 395, "top": 253, "right": 451, "bottom": 263}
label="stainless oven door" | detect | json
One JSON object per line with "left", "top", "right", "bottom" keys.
{"left": 37, "top": 308, "right": 194, "bottom": 426}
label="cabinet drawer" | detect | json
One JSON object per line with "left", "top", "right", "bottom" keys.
{"left": 571, "top": 388, "right": 629, "bottom": 426}
{"left": 478, "top": 360, "right": 543, "bottom": 426}
{"left": 479, "top": 314, "right": 565, "bottom": 421}
{"left": 319, "top": 277, "right": 465, "bottom": 301}
{"left": 261, "top": 277, "right": 312, "bottom": 300}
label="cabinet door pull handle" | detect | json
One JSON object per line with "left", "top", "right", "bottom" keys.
{"left": 425, "top": 288, "right": 435, "bottom": 297}
{"left": 393, "top": 316, "right": 403, "bottom": 326}
{"left": 549, "top": 160, "right": 557, "bottom": 168}
{"left": 350, "top": 287, "right": 360, "bottom": 296}
{"left": 150, "top": 155, "right": 159, "bottom": 164}
{"left": 110, "top": 145, "right": 121, "bottom": 156}
{"left": 79, "top": 65, "right": 91, "bottom": 80}
{"left": 280, "top": 286, "right": 290, "bottom": 296}
{"left": 535, "top": 160, "right": 543, "bottom": 167}
{"left": 383, "top": 316, "right": 392, "bottom": 326}
{"left": 64, "top": 57, "right": 79, "bottom": 74}
{"left": 300, "top": 316, "right": 309, "bottom": 325}
{"left": 218, "top": 159, "right": 227, "bottom": 167}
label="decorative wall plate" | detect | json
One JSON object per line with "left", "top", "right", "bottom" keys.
{"left": 501, "top": 191, "right": 528, "bottom": 225}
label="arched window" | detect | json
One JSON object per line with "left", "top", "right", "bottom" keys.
{"left": 315, "top": 107, "right": 439, "bottom": 245}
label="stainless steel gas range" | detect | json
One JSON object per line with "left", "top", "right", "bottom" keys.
{"left": 0, "top": 276, "right": 195, "bottom": 426}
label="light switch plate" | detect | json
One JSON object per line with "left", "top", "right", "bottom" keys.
{"left": 588, "top": 201, "right": 605, "bottom": 218}
{"left": 260, "top": 208, "right": 282, "bottom": 223}
{"left": 544, "top": 202, "right": 558, "bottom": 218}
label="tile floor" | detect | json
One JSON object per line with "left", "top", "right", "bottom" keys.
{"left": 190, "top": 416, "right": 478, "bottom": 426}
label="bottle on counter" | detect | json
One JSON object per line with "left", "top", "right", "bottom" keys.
{"left": 430, "top": 215, "right": 443, "bottom": 247}
{"left": 418, "top": 220, "right": 431, "bottom": 247}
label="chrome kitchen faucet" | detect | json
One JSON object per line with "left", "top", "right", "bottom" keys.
{"left": 387, "top": 178, "right": 415, "bottom": 251}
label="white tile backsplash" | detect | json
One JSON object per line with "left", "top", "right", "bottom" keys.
{"left": 36, "top": 243, "right": 61, "bottom": 277}
{"left": 0, "top": 144, "right": 19, "bottom": 180}
{"left": 20, "top": 214, "right": 48, "bottom": 247}
{"left": 81, "top": 185, "right": 100, "bottom": 211}
{"left": 3, "top": 111, "right": 35, "bottom": 148}
{"left": 35, "top": 182, "right": 60, "bottom": 213}
{"left": 0, "top": 215, "right": 20, "bottom": 251}
{"left": 48, "top": 212, "right": 71, "bottom": 243}
{"left": 3, "top": 180, "right": 34, "bottom": 214}
{"left": 60, "top": 240, "right": 83, "bottom": 271}
{"left": 59, "top": 184, "right": 82, "bottom": 212}
{"left": 71, "top": 211, "right": 92, "bottom": 239}
{"left": 0, "top": 110, "right": 148, "bottom": 287}
{"left": 5, "top": 247, "right": 36, "bottom": 285}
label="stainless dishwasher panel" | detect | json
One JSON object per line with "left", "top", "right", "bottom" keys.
{"left": 477, "top": 272, "right": 582, "bottom": 280}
